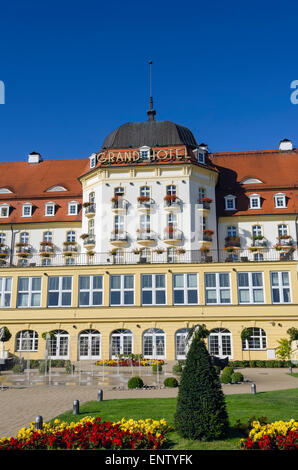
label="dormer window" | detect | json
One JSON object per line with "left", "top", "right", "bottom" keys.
{"left": 139, "top": 146, "right": 150, "bottom": 161}
{"left": 224, "top": 195, "right": 236, "bottom": 211}
{"left": 68, "top": 201, "right": 79, "bottom": 216}
{"left": 274, "top": 193, "right": 286, "bottom": 208}
{"left": 45, "top": 202, "right": 56, "bottom": 217}
{"left": 89, "top": 153, "right": 97, "bottom": 169}
{"left": 22, "top": 203, "right": 32, "bottom": 217}
{"left": 249, "top": 194, "right": 261, "bottom": 209}
{"left": 198, "top": 152, "right": 205, "bottom": 164}
{"left": 0, "top": 204, "right": 9, "bottom": 218}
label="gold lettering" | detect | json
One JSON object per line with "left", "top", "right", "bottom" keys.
{"left": 157, "top": 150, "right": 168, "bottom": 160}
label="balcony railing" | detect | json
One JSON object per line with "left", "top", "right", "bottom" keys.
{"left": 84, "top": 203, "right": 96, "bottom": 217}
{"left": 110, "top": 230, "right": 128, "bottom": 242}
{"left": 137, "top": 230, "right": 156, "bottom": 241}
{"left": 225, "top": 236, "right": 241, "bottom": 248}
{"left": 0, "top": 248, "right": 296, "bottom": 268}
{"left": 111, "top": 198, "right": 128, "bottom": 211}
{"left": 163, "top": 196, "right": 181, "bottom": 209}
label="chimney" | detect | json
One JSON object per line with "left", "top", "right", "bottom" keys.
{"left": 28, "top": 152, "right": 42, "bottom": 164}
{"left": 279, "top": 139, "right": 293, "bottom": 151}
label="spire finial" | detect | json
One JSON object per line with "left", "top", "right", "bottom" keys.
{"left": 147, "top": 60, "right": 156, "bottom": 121}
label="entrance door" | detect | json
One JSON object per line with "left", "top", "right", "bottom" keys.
{"left": 209, "top": 328, "right": 232, "bottom": 359}
{"left": 175, "top": 328, "right": 191, "bottom": 360}
{"left": 79, "top": 330, "right": 101, "bottom": 360}
{"left": 143, "top": 329, "right": 165, "bottom": 360}
{"left": 48, "top": 330, "right": 69, "bottom": 360}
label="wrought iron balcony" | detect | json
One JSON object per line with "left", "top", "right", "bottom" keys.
{"left": 84, "top": 203, "right": 96, "bottom": 218}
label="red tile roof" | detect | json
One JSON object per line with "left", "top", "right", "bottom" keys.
{"left": 210, "top": 148, "right": 298, "bottom": 216}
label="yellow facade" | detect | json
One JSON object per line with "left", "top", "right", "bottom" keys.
{"left": 1, "top": 259, "right": 298, "bottom": 362}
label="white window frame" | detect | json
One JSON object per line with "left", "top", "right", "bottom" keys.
{"left": 252, "top": 225, "right": 262, "bottom": 237}
{"left": 0, "top": 204, "right": 9, "bottom": 218}
{"left": 47, "top": 276, "right": 73, "bottom": 307}
{"left": 0, "top": 277, "right": 12, "bottom": 308}
{"left": 205, "top": 273, "right": 232, "bottom": 305}
{"left": 274, "top": 193, "right": 286, "bottom": 208}
{"left": 270, "top": 271, "right": 292, "bottom": 304}
{"left": 141, "top": 274, "right": 166, "bottom": 305}
{"left": 173, "top": 273, "right": 199, "bottom": 305}
{"left": 278, "top": 224, "right": 288, "bottom": 237}
{"left": 249, "top": 194, "right": 261, "bottom": 209}
{"left": 0, "top": 233, "right": 6, "bottom": 244}
{"left": 89, "top": 154, "right": 96, "bottom": 169}
{"left": 16, "top": 330, "right": 38, "bottom": 352}
{"left": 20, "top": 232, "right": 29, "bottom": 244}
{"left": 17, "top": 277, "right": 42, "bottom": 308}
{"left": 68, "top": 201, "right": 78, "bottom": 215}
{"left": 139, "top": 146, "right": 151, "bottom": 161}
{"left": 45, "top": 202, "right": 55, "bottom": 217}
{"left": 242, "top": 328, "right": 267, "bottom": 350}
{"left": 66, "top": 230, "right": 76, "bottom": 242}
{"left": 237, "top": 272, "right": 265, "bottom": 304}
{"left": 22, "top": 203, "right": 32, "bottom": 217}
{"left": 224, "top": 195, "right": 236, "bottom": 211}
{"left": 79, "top": 275, "right": 104, "bottom": 307}
{"left": 110, "top": 274, "right": 134, "bottom": 306}
{"left": 227, "top": 225, "right": 237, "bottom": 237}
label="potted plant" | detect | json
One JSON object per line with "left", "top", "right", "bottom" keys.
{"left": 201, "top": 197, "right": 213, "bottom": 203}
{"left": 225, "top": 246, "right": 235, "bottom": 253}
{"left": 0, "top": 326, "right": 11, "bottom": 360}
{"left": 177, "top": 248, "right": 186, "bottom": 255}
{"left": 80, "top": 233, "right": 89, "bottom": 240}
{"left": 137, "top": 196, "right": 150, "bottom": 203}
{"left": 200, "top": 245, "right": 210, "bottom": 253}
{"left": 241, "top": 328, "right": 253, "bottom": 342}
{"left": 109, "top": 249, "right": 118, "bottom": 256}
{"left": 203, "top": 229, "right": 214, "bottom": 237}
{"left": 132, "top": 248, "right": 142, "bottom": 255}
{"left": 155, "top": 248, "right": 164, "bottom": 254}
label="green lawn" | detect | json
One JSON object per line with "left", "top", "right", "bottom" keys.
{"left": 51, "top": 388, "right": 298, "bottom": 450}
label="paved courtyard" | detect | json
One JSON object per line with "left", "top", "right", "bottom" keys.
{"left": 0, "top": 367, "right": 297, "bottom": 439}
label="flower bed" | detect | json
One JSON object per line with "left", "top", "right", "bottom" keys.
{"left": 0, "top": 416, "right": 170, "bottom": 450}
{"left": 240, "top": 419, "right": 298, "bottom": 450}
{"left": 95, "top": 359, "right": 164, "bottom": 367}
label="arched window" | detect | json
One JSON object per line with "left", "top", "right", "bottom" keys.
{"left": 89, "top": 192, "right": 95, "bottom": 204}
{"left": 0, "top": 233, "right": 6, "bottom": 245}
{"left": 143, "top": 328, "right": 165, "bottom": 359}
{"left": 88, "top": 219, "right": 94, "bottom": 236}
{"left": 175, "top": 328, "right": 191, "bottom": 360}
{"left": 79, "top": 329, "right": 101, "bottom": 360}
{"left": 47, "top": 330, "right": 69, "bottom": 359}
{"left": 110, "top": 329, "right": 133, "bottom": 358}
{"left": 16, "top": 330, "right": 38, "bottom": 352}
{"left": 242, "top": 328, "right": 267, "bottom": 350}
{"left": 209, "top": 328, "right": 232, "bottom": 359}
{"left": 198, "top": 187, "right": 206, "bottom": 203}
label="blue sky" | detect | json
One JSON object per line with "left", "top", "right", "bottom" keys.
{"left": 0, "top": 0, "right": 298, "bottom": 162}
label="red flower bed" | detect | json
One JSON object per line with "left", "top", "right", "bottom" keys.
{"left": 0, "top": 418, "right": 164, "bottom": 450}
{"left": 242, "top": 431, "right": 298, "bottom": 450}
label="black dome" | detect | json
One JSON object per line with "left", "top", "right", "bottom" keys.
{"left": 101, "top": 120, "right": 198, "bottom": 150}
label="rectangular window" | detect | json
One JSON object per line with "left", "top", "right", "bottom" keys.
{"left": 79, "top": 275, "right": 103, "bottom": 306}
{"left": 0, "top": 206, "right": 9, "bottom": 218}
{"left": 17, "top": 277, "right": 42, "bottom": 307}
{"left": 48, "top": 276, "right": 72, "bottom": 307}
{"left": 271, "top": 271, "right": 291, "bottom": 304}
{"left": 68, "top": 203, "right": 78, "bottom": 215}
{"left": 238, "top": 272, "right": 264, "bottom": 304}
{"left": 173, "top": 273, "right": 198, "bottom": 305}
{"left": 110, "top": 275, "right": 134, "bottom": 306}
{"left": 0, "top": 277, "right": 12, "bottom": 307}
{"left": 22, "top": 205, "right": 32, "bottom": 217}
{"left": 45, "top": 204, "right": 55, "bottom": 216}
{"left": 205, "top": 273, "right": 231, "bottom": 304}
{"left": 141, "top": 274, "right": 166, "bottom": 305}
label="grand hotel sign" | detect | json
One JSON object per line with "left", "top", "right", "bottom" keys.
{"left": 96, "top": 146, "right": 190, "bottom": 164}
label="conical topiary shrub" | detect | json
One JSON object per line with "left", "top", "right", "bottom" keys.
{"left": 174, "top": 324, "right": 229, "bottom": 441}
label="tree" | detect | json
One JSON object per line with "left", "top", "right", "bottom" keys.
{"left": 174, "top": 324, "right": 229, "bottom": 441}
{"left": 276, "top": 338, "right": 291, "bottom": 361}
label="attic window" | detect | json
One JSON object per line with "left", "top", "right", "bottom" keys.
{"left": 22, "top": 203, "right": 33, "bottom": 217}
{"left": 0, "top": 204, "right": 9, "bottom": 218}
{"left": 249, "top": 194, "right": 261, "bottom": 209}
{"left": 0, "top": 188, "right": 13, "bottom": 194}
{"left": 68, "top": 201, "right": 79, "bottom": 215}
{"left": 89, "top": 154, "right": 97, "bottom": 169}
{"left": 46, "top": 186, "right": 67, "bottom": 192}
{"left": 45, "top": 202, "right": 56, "bottom": 216}
{"left": 240, "top": 178, "right": 263, "bottom": 184}
{"left": 139, "top": 146, "right": 150, "bottom": 160}
{"left": 274, "top": 193, "right": 286, "bottom": 208}
{"left": 224, "top": 195, "right": 236, "bottom": 211}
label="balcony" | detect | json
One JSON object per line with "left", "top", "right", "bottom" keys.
{"left": 39, "top": 242, "right": 54, "bottom": 257}
{"left": 63, "top": 242, "right": 78, "bottom": 256}
{"left": 163, "top": 228, "right": 183, "bottom": 245}
{"left": 252, "top": 236, "right": 267, "bottom": 248}
{"left": 111, "top": 197, "right": 128, "bottom": 214}
{"left": 110, "top": 230, "right": 128, "bottom": 247}
{"left": 225, "top": 236, "right": 241, "bottom": 249}
{"left": 200, "top": 229, "right": 214, "bottom": 246}
{"left": 16, "top": 243, "right": 31, "bottom": 258}
{"left": 137, "top": 197, "right": 154, "bottom": 213}
{"left": 82, "top": 235, "right": 96, "bottom": 251}
{"left": 276, "top": 235, "right": 294, "bottom": 248}
{"left": 163, "top": 196, "right": 181, "bottom": 212}
{"left": 84, "top": 203, "right": 96, "bottom": 218}
{"left": 137, "top": 230, "right": 156, "bottom": 246}
{"left": 0, "top": 245, "right": 9, "bottom": 260}
{"left": 197, "top": 197, "right": 212, "bottom": 213}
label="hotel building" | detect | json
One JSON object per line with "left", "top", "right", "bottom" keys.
{"left": 0, "top": 108, "right": 297, "bottom": 363}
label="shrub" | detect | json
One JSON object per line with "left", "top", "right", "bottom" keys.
{"left": 220, "top": 373, "right": 232, "bottom": 384}
{"left": 152, "top": 363, "right": 162, "bottom": 373}
{"left": 29, "top": 360, "right": 40, "bottom": 369}
{"left": 12, "top": 363, "right": 25, "bottom": 374}
{"left": 164, "top": 377, "right": 179, "bottom": 388}
{"left": 175, "top": 324, "right": 229, "bottom": 441}
{"left": 39, "top": 361, "right": 46, "bottom": 374}
{"left": 255, "top": 360, "right": 266, "bottom": 368}
{"left": 65, "top": 361, "right": 75, "bottom": 374}
{"left": 172, "top": 363, "right": 183, "bottom": 374}
{"left": 249, "top": 360, "right": 256, "bottom": 367}
{"left": 128, "top": 377, "right": 144, "bottom": 389}
{"left": 214, "top": 365, "right": 221, "bottom": 375}
{"left": 231, "top": 372, "right": 244, "bottom": 383}
{"left": 222, "top": 366, "right": 234, "bottom": 376}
